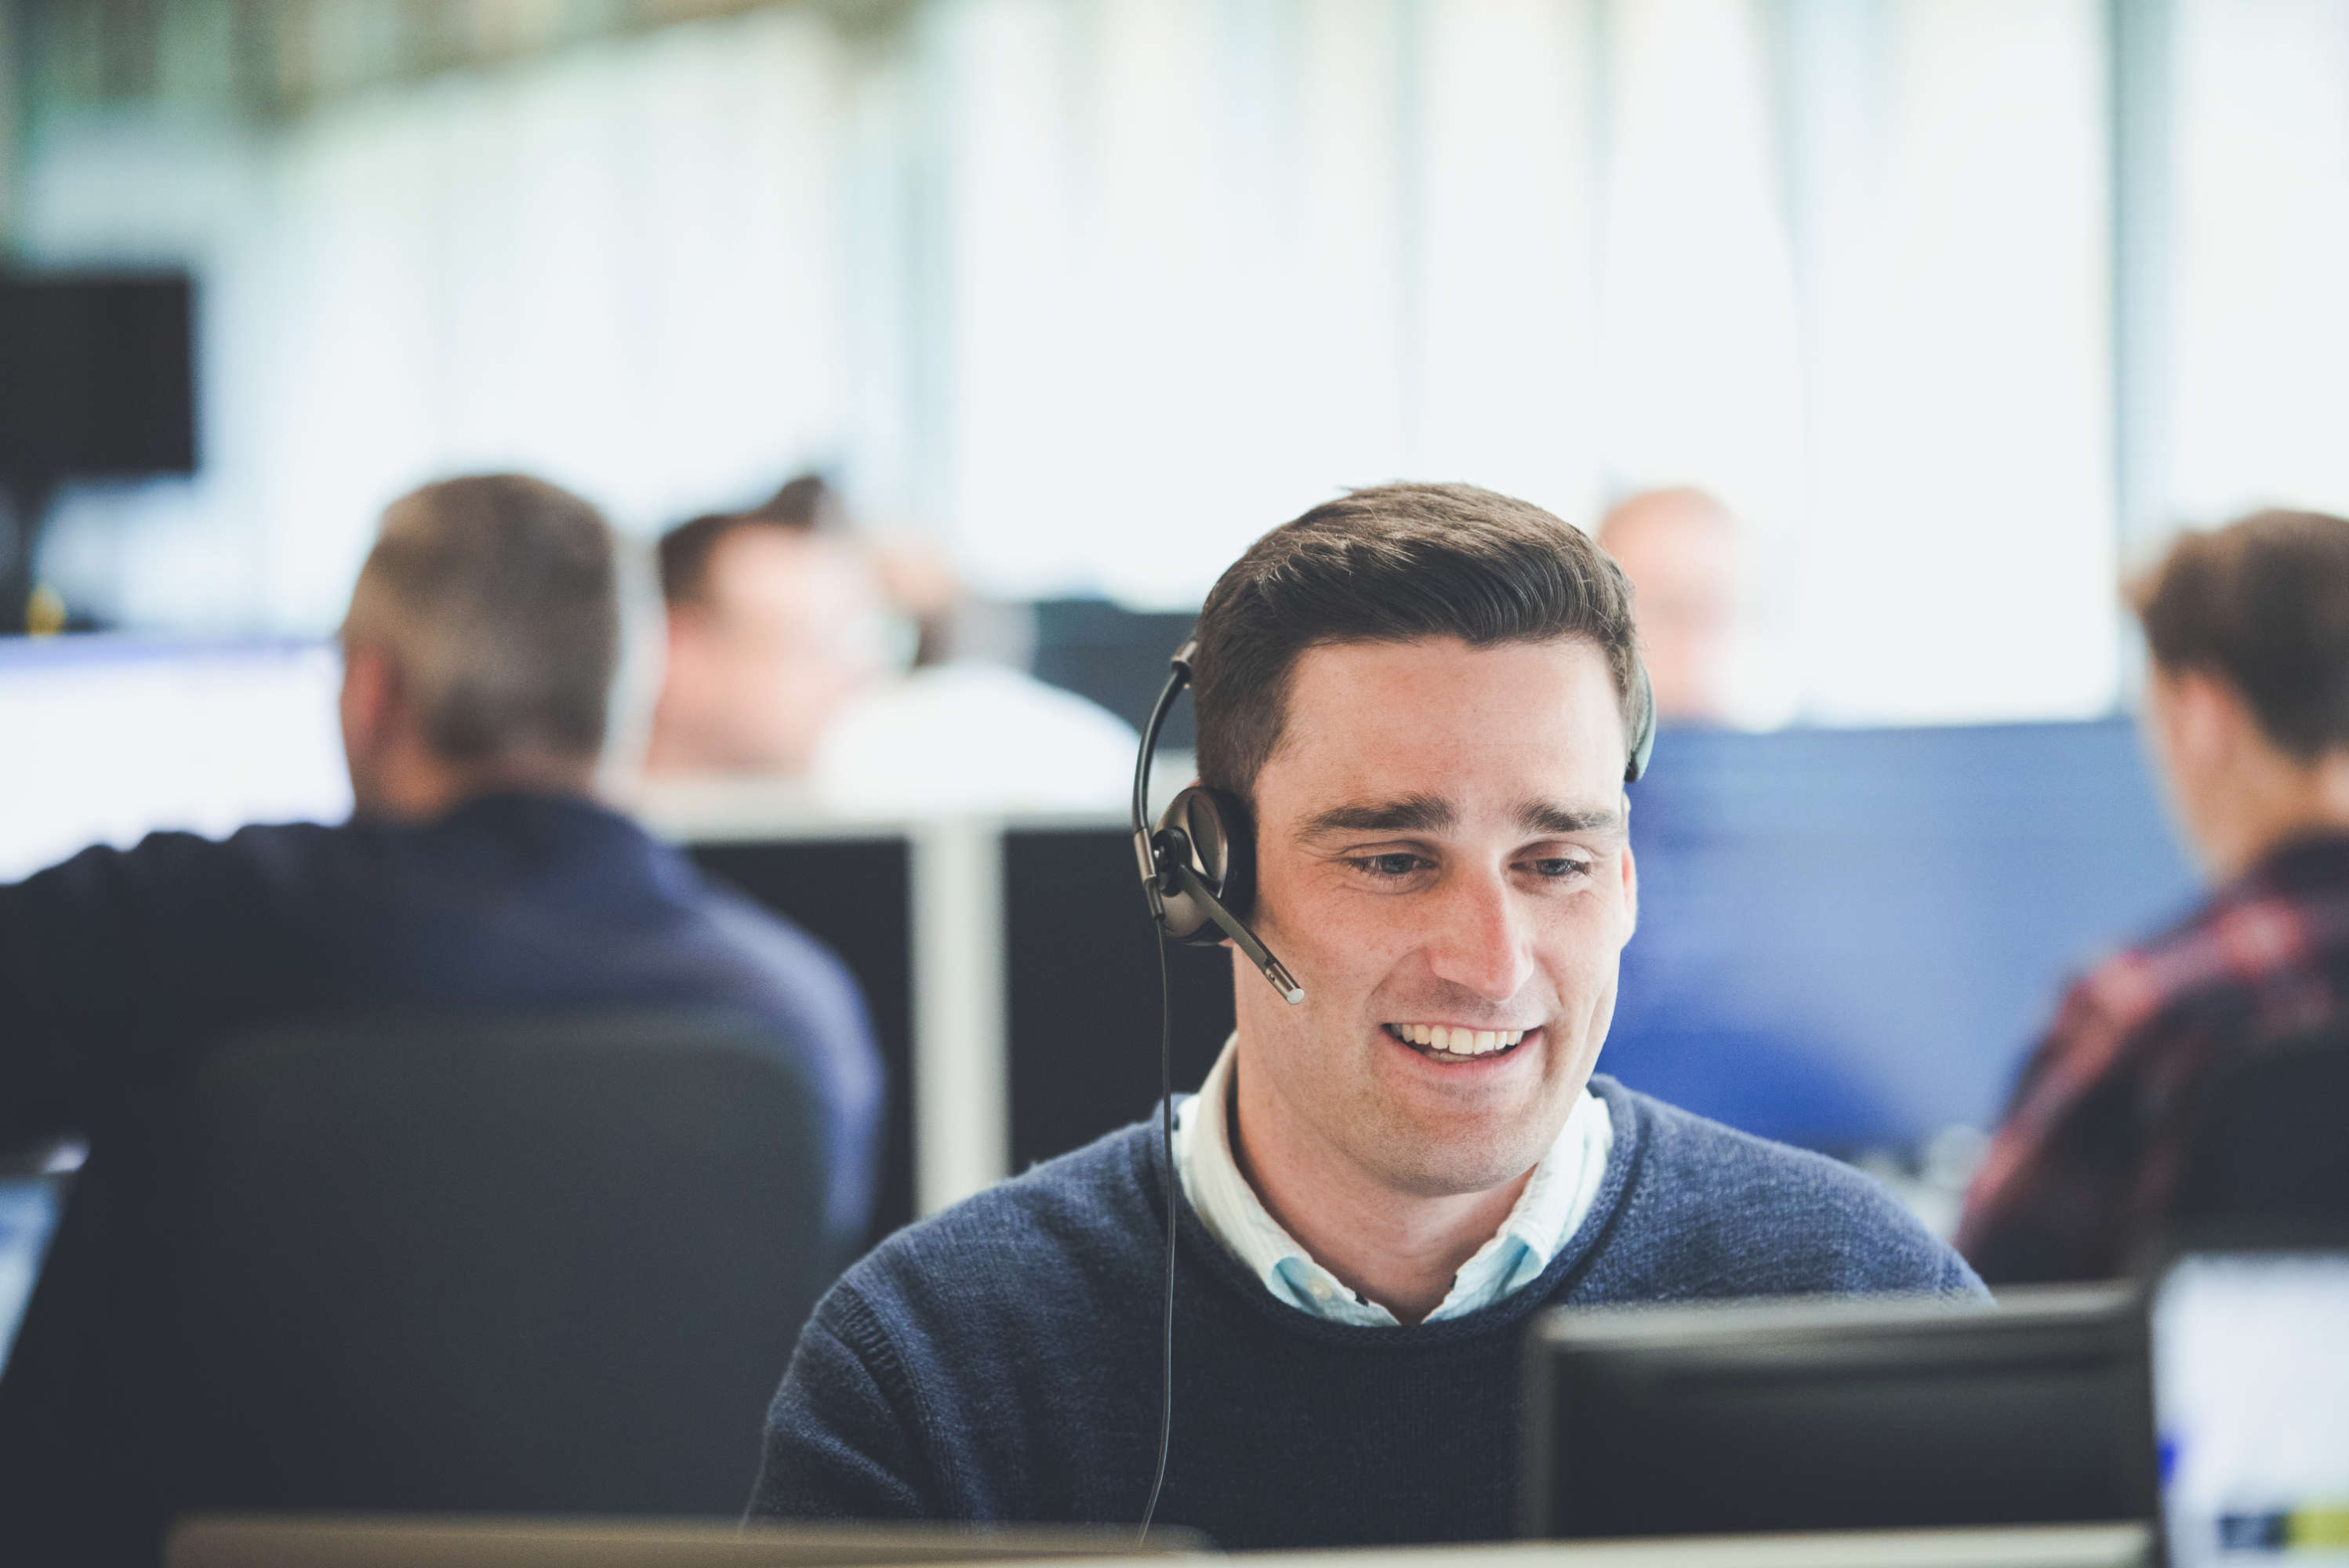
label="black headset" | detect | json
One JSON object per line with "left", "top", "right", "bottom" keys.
{"left": 1130, "top": 638, "right": 1657, "bottom": 1004}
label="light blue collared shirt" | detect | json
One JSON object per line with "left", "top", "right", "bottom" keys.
{"left": 1171, "top": 1035, "right": 1614, "bottom": 1326}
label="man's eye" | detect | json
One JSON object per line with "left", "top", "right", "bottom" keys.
{"left": 1353, "top": 853, "right": 1426, "bottom": 878}
{"left": 1526, "top": 857, "right": 1592, "bottom": 880}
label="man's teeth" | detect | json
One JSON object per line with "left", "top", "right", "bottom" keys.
{"left": 1395, "top": 1024, "right": 1526, "bottom": 1056}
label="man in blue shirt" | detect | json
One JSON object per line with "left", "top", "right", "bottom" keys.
{"left": 0, "top": 474, "right": 882, "bottom": 1554}
{"left": 748, "top": 482, "right": 1980, "bottom": 1548}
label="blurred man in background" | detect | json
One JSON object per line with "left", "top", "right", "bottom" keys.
{"left": 1597, "top": 487, "right": 1740, "bottom": 724}
{"left": 648, "top": 477, "right": 892, "bottom": 779}
{"left": 1961, "top": 510, "right": 2349, "bottom": 1283}
{"left": 0, "top": 474, "right": 884, "bottom": 1549}
{"left": 648, "top": 473, "right": 1135, "bottom": 814}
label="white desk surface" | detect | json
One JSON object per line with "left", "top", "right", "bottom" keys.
{"left": 1236, "top": 1525, "right": 2149, "bottom": 1568}
{"left": 172, "top": 1518, "right": 2150, "bottom": 1568}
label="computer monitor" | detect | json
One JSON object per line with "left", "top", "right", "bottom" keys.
{"left": 1029, "top": 598, "right": 1201, "bottom": 750}
{"left": 1004, "top": 826, "right": 1233, "bottom": 1174}
{"left": 2149, "top": 1239, "right": 2349, "bottom": 1567}
{"left": 0, "top": 272, "right": 196, "bottom": 477}
{"left": 688, "top": 837, "right": 918, "bottom": 1244}
{"left": 1521, "top": 1287, "right": 2154, "bottom": 1541}
{"left": 0, "top": 636, "right": 349, "bottom": 884}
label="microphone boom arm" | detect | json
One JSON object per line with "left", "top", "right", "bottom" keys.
{"left": 1167, "top": 859, "right": 1305, "bottom": 1005}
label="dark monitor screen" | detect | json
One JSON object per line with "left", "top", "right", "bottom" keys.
{"left": 1609, "top": 717, "right": 2198, "bottom": 1152}
{"left": 687, "top": 838, "right": 917, "bottom": 1247}
{"left": 1004, "top": 827, "right": 1232, "bottom": 1174}
{"left": 1029, "top": 600, "right": 1201, "bottom": 751}
{"left": 0, "top": 273, "right": 197, "bottom": 477}
{"left": 1522, "top": 1287, "right": 2153, "bottom": 1540}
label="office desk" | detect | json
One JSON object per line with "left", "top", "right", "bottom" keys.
{"left": 1255, "top": 1525, "right": 2149, "bottom": 1568}
{"left": 167, "top": 1517, "right": 2152, "bottom": 1568}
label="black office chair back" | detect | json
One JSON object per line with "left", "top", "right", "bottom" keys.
{"left": 0, "top": 1009, "right": 841, "bottom": 1562}
{"left": 2172, "top": 1029, "right": 2349, "bottom": 1227}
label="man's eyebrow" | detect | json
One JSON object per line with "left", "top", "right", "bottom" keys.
{"left": 1516, "top": 800, "right": 1627, "bottom": 837}
{"left": 1298, "top": 794, "right": 1454, "bottom": 837}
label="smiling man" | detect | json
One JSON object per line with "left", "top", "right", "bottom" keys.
{"left": 747, "top": 483, "right": 1980, "bottom": 1548}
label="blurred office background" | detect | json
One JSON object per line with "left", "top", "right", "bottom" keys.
{"left": 5, "top": 0, "right": 2349, "bottom": 1329}
{"left": 16, "top": 0, "right": 2349, "bottom": 706}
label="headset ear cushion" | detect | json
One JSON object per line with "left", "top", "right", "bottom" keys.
{"left": 1625, "top": 657, "right": 1657, "bottom": 783}
{"left": 1152, "top": 784, "right": 1258, "bottom": 945}
{"left": 1198, "top": 786, "right": 1254, "bottom": 921}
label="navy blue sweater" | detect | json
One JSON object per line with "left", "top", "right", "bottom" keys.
{"left": 750, "top": 1076, "right": 1984, "bottom": 1549}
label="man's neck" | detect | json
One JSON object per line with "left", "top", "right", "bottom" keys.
{"left": 354, "top": 749, "right": 599, "bottom": 823}
{"left": 2202, "top": 751, "right": 2349, "bottom": 880}
{"left": 1226, "top": 1055, "right": 1533, "bottom": 1325}
{"left": 642, "top": 699, "right": 717, "bottom": 778}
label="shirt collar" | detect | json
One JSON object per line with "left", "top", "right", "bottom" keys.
{"left": 2238, "top": 829, "right": 2349, "bottom": 895}
{"left": 1173, "top": 1035, "right": 1612, "bottom": 1326}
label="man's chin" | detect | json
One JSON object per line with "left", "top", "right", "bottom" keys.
{"left": 1360, "top": 1076, "right": 1592, "bottom": 1196}
{"left": 1347, "top": 1114, "right": 1567, "bottom": 1200}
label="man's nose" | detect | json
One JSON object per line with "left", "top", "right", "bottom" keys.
{"left": 1423, "top": 867, "right": 1535, "bottom": 1002}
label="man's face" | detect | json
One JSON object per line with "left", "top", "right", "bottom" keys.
{"left": 1236, "top": 636, "right": 1638, "bottom": 1198}
{"left": 664, "top": 529, "right": 886, "bottom": 775}
{"left": 1602, "top": 502, "right": 1737, "bottom": 723}
{"left": 2140, "top": 662, "right": 2255, "bottom": 881}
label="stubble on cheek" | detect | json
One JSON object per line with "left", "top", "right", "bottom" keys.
{"left": 1247, "top": 884, "right": 1625, "bottom": 1198}
{"left": 1403, "top": 971, "right": 1621, "bottom": 1193}
{"left": 1330, "top": 1028, "right": 1562, "bottom": 1196}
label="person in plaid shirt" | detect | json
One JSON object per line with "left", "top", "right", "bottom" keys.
{"left": 1959, "top": 508, "right": 2349, "bottom": 1284}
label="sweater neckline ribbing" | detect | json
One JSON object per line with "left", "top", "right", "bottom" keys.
{"left": 1134, "top": 1074, "right": 1652, "bottom": 1349}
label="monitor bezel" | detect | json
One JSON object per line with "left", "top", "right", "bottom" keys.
{"left": 1519, "top": 1284, "right": 2151, "bottom": 1541}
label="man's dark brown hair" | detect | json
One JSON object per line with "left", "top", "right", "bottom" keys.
{"left": 659, "top": 473, "right": 842, "bottom": 606}
{"left": 343, "top": 474, "right": 619, "bottom": 764}
{"left": 2134, "top": 508, "right": 2349, "bottom": 760}
{"left": 1193, "top": 482, "right": 1643, "bottom": 798}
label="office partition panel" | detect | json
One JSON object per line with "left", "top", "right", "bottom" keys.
{"left": 688, "top": 840, "right": 917, "bottom": 1246}
{"left": 1004, "top": 828, "right": 1233, "bottom": 1175}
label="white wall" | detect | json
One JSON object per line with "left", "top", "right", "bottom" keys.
{"left": 40, "top": 0, "right": 2344, "bottom": 727}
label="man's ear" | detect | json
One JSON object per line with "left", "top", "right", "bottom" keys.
{"left": 2161, "top": 665, "right": 2253, "bottom": 777}
{"left": 660, "top": 604, "right": 728, "bottom": 703}
{"left": 665, "top": 601, "right": 718, "bottom": 657}
{"left": 339, "top": 641, "right": 401, "bottom": 764}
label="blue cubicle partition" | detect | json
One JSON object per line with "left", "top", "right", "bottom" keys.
{"left": 1606, "top": 717, "right": 2199, "bottom": 1153}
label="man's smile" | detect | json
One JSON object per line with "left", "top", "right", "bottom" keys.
{"left": 1381, "top": 1022, "right": 1541, "bottom": 1062}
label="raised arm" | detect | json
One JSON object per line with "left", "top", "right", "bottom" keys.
{"left": 0, "top": 829, "right": 294, "bottom": 1159}
{"left": 0, "top": 843, "right": 149, "bottom": 1156}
